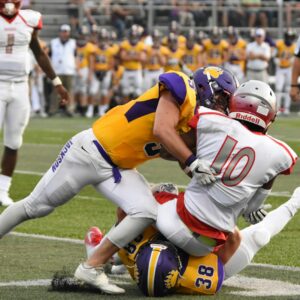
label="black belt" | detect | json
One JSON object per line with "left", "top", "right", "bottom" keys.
{"left": 247, "top": 68, "right": 266, "bottom": 72}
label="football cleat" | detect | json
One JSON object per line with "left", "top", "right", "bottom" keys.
{"left": 286, "top": 187, "right": 300, "bottom": 212}
{"left": 84, "top": 226, "right": 103, "bottom": 247}
{"left": 74, "top": 263, "right": 125, "bottom": 294}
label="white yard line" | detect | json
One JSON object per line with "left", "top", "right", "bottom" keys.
{"left": 10, "top": 232, "right": 300, "bottom": 272}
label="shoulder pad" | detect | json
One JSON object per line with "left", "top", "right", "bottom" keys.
{"left": 19, "top": 9, "right": 42, "bottom": 29}
{"left": 159, "top": 72, "right": 187, "bottom": 105}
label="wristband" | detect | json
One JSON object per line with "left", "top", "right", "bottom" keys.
{"left": 52, "top": 76, "right": 62, "bottom": 86}
{"left": 185, "top": 154, "right": 197, "bottom": 167}
{"left": 290, "top": 84, "right": 300, "bottom": 87}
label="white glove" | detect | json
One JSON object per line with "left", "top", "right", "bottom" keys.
{"left": 188, "top": 158, "right": 216, "bottom": 185}
{"left": 243, "top": 208, "right": 268, "bottom": 224}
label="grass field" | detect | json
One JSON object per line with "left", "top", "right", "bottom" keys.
{"left": 0, "top": 115, "right": 299, "bottom": 299}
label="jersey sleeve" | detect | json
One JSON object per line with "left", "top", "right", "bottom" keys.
{"left": 159, "top": 72, "right": 187, "bottom": 106}
{"left": 19, "top": 10, "right": 43, "bottom": 30}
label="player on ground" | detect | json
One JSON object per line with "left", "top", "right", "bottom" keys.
{"left": 0, "top": 0, "right": 69, "bottom": 206}
{"left": 0, "top": 67, "right": 238, "bottom": 294}
{"left": 116, "top": 186, "right": 300, "bottom": 296}
{"left": 156, "top": 75, "right": 297, "bottom": 257}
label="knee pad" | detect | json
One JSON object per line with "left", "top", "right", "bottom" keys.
{"left": 24, "top": 196, "right": 55, "bottom": 219}
{"left": 4, "top": 135, "right": 22, "bottom": 150}
{"left": 252, "top": 228, "right": 271, "bottom": 248}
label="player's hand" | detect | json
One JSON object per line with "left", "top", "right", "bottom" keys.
{"left": 290, "top": 86, "right": 300, "bottom": 102}
{"left": 188, "top": 159, "right": 216, "bottom": 185}
{"left": 55, "top": 85, "right": 70, "bottom": 106}
{"left": 243, "top": 208, "right": 268, "bottom": 224}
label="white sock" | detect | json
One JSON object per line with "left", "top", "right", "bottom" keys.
{"left": 224, "top": 202, "right": 295, "bottom": 279}
{"left": 98, "top": 104, "right": 108, "bottom": 116}
{"left": 0, "top": 175, "right": 12, "bottom": 194}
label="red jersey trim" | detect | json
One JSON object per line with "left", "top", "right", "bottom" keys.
{"left": 0, "top": 13, "right": 18, "bottom": 23}
{"left": 18, "top": 12, "right": 42, "bottom": 29}
{"left": 176, "top": 192, "right": 229, "bottom": 245}
{"left": 188, "top": 110, "right": 230, "bottom": 129}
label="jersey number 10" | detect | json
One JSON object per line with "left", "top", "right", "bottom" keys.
{"left": 211, "top": 135, "right": 255, "bottom": 187}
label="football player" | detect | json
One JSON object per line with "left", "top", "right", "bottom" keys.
{"left": 275, "top": 28, "right": 296, "bottom": 115}
{"left": 143, "top": 29, "right": 169, "bottom": 91}
{"left": 0, "top": 67, "right": 238, "bottom": 294}
{"left": 72, "top": 184, "right": 300, "bottom": 296}
{"left": 182, "top": 29, "right": 203, "bottom": 72}
{"left": 0, "top": 0, "right": 70, "bottom": 206}
{"left": 202, "top": 27, "right": 229, "bottom": 66}
{"left": 74, "top": 26, "right": 96, "bottom": 117}
{"left": 164, "top": 32, "right": 185, "bottom": 72}
{"left": 155, "top": 76, "right": 297, "bottom": 258}
{"left": 224, "top": 26, "right": 246, "bottom": 82}
{"left": 90, "top": 28, "right": 115, "bottom": 117}
{"left": 119, "top": 186, "right": 300, "bottom": 296}
{"left": 119, "top": 24, "right": 147, "bottom": 99}
{"left": 162, "top": 20, "right": 186, "bottom": 49}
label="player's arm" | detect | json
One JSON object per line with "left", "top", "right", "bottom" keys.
{"left": 160, "top": 129, "right": 196, "bottom": 161}
{"left": 153, "top": 90, "right": 194, "bottom": 164}
{"left": 30, "top": 29, "right": 70, "bottom": 105}
{"left": 242, "top": 177, "right": 276, "bottom": 224}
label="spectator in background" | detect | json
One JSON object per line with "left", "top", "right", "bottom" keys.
{"left": 246, "top": 28, "right": 271, "bottom": 82}
{"left": 49, "top": 24, "right": 77, "bottom": 116}
{"left": 221, "top": 0, "right": 246, "bottom": 27}
{"left": 21, "top": 0, "right": 31, "bottom": 9}
{"left": 241, "top": 0, "right": 269, "bottom": 27}
{"left": 111, "top": 3, "right": 131, "bottom": 40}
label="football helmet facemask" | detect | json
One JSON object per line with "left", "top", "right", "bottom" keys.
{"left": 229, "top": 80, "right": 277, "bottom": 132}
{"left": 193, "top": 66, "right": 239, "bottom": 112}
{"left": 0, "top": 0, "right": 21, "bottom": 16}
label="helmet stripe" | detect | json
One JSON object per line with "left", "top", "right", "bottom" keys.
{"left": 147, "top": 247, "right": 162, "bottom": 296}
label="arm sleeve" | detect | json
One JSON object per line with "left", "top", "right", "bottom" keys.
{"left": 159, "top": 72, "right": 187, "bottom": 106}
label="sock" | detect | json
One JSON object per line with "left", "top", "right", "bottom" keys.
{"left": 0, "top": 199, "right": 29, "bottom": 238}
{"left": 98, "top": 104, "right": 109, "bottom": 116}
{"left": 0, "top": 175, "right": 12, "bottom": 194}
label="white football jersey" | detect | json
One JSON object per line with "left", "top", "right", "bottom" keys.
{"left": 0, "top": 10, "right": 42, "bottom": 81}
{"left": 184, "top": 107, "right": 297, "bottom": 232}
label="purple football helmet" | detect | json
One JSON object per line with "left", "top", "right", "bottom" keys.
{"left": 193, "top": 66, "right": 239, "bottom": 110}
{"left": 134, "top": 241, "right": 181, "bottom": 297}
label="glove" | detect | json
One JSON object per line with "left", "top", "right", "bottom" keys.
{"left": 243, "top": 208, "right": 268, "bottom": 224}
{"left": 187, "top": 158, "right": 216, "bottom": 185}
{"left": 151, "top": 183, "right": 179, "bottom": 195}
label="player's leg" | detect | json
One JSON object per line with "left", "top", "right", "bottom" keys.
{"left": 0, "top": 82, "right": 30, "bottom": 206}
{"left": 0, "top": 129, "right": 108, "bottom": 238}
{"left": 283, "top": 68, "right": 292, "bottom": 115}
{"left": 156, "top": 197, "right": 215, "bottom": 256}
{"left": 98, "top": 71, "right": 112, "bottom": 116}
{"left": 275, "top": 68, "right": 284, "bottom": 114}
{"left": 74, "top": 169, "right": 157, "bottom": 294}
{"left": 224, "top": 187, "right": 300, "bottom": 279}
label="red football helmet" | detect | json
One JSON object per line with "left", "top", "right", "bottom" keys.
{"left": 0, "top": 0, "right": 21, "bottom": 16}
{"left": 229, "top": 80, "right": 277, "bottom": 132}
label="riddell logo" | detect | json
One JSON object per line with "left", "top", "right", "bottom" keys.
{"left": 236, "top": 113, "right": 260, "bottom": 124}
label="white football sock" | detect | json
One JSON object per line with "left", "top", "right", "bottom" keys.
{"left": 0, "top": 174, "right": 12, "bottom": 194}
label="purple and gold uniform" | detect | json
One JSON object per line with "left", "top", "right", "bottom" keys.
{"left": 164, "top": 48, "right": 186, "bottom": 72}
{"left": 119, "top": 40, "right": 146, "bottom": 70}
{"left": 183, "top": 44, "right": 203, "bottom": 71}
{"left": 119, "top": 226, "right": 224, "bottom": 295}
{"left": 92, "top": 71, "right": 196, "bottom": 168}
{"left": 77, "top": 42, "right": 96, "bottom": 69}
{"left": 276, "top": 39, "right": 295, "bottom": 68}
{"left": 203, "top": 39, "right": 228, "bottom": 66}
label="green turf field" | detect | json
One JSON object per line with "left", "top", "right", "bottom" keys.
{"left": 0, "top": 115, "right": 299, "bottom": 299}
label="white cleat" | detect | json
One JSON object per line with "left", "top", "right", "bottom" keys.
{"left": 0, "top": 195, "right": 14, "bottom": 206}
{"left": 74, "top": 263, "right": 125, "bottom": 294}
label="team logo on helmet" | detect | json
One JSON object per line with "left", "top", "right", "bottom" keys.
{"left": 203, "top": 66, "right": 224, "bottom": 79}
{"left": 134, "top": 241, "right": 181, "bottom": 297}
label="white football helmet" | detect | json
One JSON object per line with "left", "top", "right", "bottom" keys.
{"left": 229, "top": 80, "right": 277, "bottom": 132}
